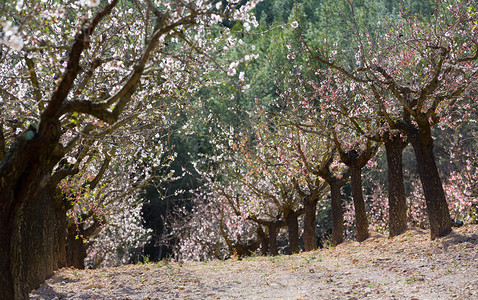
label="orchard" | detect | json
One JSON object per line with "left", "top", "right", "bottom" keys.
{"left": 0, "top": 0, "right": 477, "bottom": 299}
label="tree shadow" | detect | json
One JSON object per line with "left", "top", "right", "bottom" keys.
{"left": 438, "top": 229, "right": 478, "bottom": 247}
{"left": 29, "top": 283, "right": 69, "bottom": 299}
{"left": 407, "top": 227, "right": 428, "bottom": 235}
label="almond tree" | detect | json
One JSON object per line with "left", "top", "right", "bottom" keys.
{"left": 298, "top": 0, "right": 478, "bottom": 239}
{"left": 303, "top": 73, "right": 381, "bottom": 242}
{"left": 0, "top": 0, "right": 261, "bottom": 298}
{"left": 225, "top": 123, "right": 304, "bottom": 255}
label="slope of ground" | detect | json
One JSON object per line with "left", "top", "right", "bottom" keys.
{"left": 30, "top": 225, "right": 478, "bottom": 299}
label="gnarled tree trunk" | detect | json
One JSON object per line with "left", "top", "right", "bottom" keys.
{"left": 349, "top": 165, "right": 369, "bottom": 242}
{"left": 285, "top": 211, "right": 300, "bottom": 254}
{"left": 0, "top": 195, "right": 17, "bottom": 300}
{"left": 0, "top": 129, "right": 65, "bottom": 300}
{"left": 384, "top": 134, "right": 407, "bottom": 237}
{"left": 303, "top": 199, "right": 318, "bottom": 251}
{"left": 12, "top": 186, "right": 67, "bottom": 297}
{"left": 66, "top": 225, "right": 88, "bottom": 269}
{"left": 329, "top": 183, "right": 344, "bottom": 246}
{"left": 268, "top": 222, "right": 279, "bottom": 256}
{"left": 408, "top": 124, "right": 451, "bottom": 239}
{"left": 334, "top": 140, "right": 378, "bottom": 243}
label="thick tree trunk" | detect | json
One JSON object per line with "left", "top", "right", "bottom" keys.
{"left": 409, "top": 128, "right": 451, "bottom": 239}
{"left": 385, "top": 135, "right": 407, "bottom": 237}
{"left": 285, "top": 213, "right": 300, "bottom": 254}
{"left": 0, "top": 138, "right": 64, "bottom": 300}
{"left": 330, "top": 183, "right": 344, "bottom": 246}
{"left": 12, "top": 187, "right": 67, "bottom": 296}
{"left": 303, "top": 200, "right": 318, "bottom": 251}
{"left": 350, "top": 165, "right": 369, "bottom": 242}
{"left": 0, "top": 198, "right": 16, "bottom": 300}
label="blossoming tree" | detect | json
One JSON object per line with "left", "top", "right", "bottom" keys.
{"left": 0, "top": 0, "right": 261, "bottom": 298}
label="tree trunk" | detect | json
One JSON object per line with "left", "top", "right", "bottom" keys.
{"left": 285, "top": 212, "right": 300, "bottom": 254}
{"left": 408, "top": 127, "right": 451, "bottom": 239}
{"left": 303, "top": 200, "right": 318, "bottom": 251}
{"left": 350, "top": 165, "right": 369, "bottom": 242}
{"left": 385, "top": 135, "right": 407, "bottom": 237}
{"left": 330, "top": 183, "right": 344, "bottom": 246}
{"left": 12, "top": 186, "right": 67, "bottom": 297}
{"left": 268, "top": 222, "right": 279, "bottom": 256}
{"left": 257, "top": 226, "right": 269, "bottom": 256}
{"left": 66, "top": 225, "right": 88, "bottom": 269}
{"left": 0, "top": 195, "right": 16, "bottom": 300}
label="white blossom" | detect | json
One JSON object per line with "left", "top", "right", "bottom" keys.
{"left": 15, "top": 0, "right": 24, "bottom": 11}
{"left": 88, "top": 0, "right": 100, "bottom": 7}
{"left": 9, "top": 35, "right": 24, "bottom": 51}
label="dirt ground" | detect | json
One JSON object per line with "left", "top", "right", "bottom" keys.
{"left": 30, "top": 225, "right": 478, "bottom": 299}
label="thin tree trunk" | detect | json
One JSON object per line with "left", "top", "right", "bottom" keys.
{"left": 409, "top": 129, "right": 451, "bottom": 239}
{"left": 303, "top": 200, "right": 318, "bottom": 251}
{"left": 385, "top": 135, "right": 407, "bottom": 237}
{"left": 330, "top": 183, "right": 344, "bottom": 246}
{"left": 350, "top": 165, "right": 369, "bottom": 242}
{"left": 257, "top": 226, "right": 269, "bottom": 256}
{"left": 285, "top": 213, "right": 300, "bottom": 254}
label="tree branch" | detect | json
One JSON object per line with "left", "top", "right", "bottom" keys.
{"left": 24, "top": 56, "right": 44, "bottom": 111}
{"left": 416, "top": 47, "right": 449, "bottom": 112}
{"left": 87, "top": 148, "right": 115, "bottom": 190}
{"left": 59, "top": 13, "right": 196, "bottom": 125}
{"left": 299, "top": 31, "right": 368, "bottom": 84}
{"left": 40, "top": 0, "right": 119, "bottom": 127}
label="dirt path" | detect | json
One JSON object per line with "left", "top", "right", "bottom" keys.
{"left": 30, "top": 225, "right": 478, "bottom": 299}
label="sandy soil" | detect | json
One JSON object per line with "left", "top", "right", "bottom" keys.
{"left": 30, "top": 225, "right": 478, "bottom": 299}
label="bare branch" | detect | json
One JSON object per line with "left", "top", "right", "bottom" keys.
{"left": 371, "top": 66, "right": 416, "bottom": 117}
{"left": 297, "top": 31, "right": 368, "bottom": 84}
{"left": 64, "top": 123, "right": 95, "bottom": 154}
{"left": 0, "top": 87, "right": 20, "bottom": 102}
{"left": 87, "top": 148, "right": 115, "bottom": 190}
{"left": 369, "top": 83, "right": 395, "bottom": 128}
{"left": 50, "top": 167, "right": 79, "bottom": 187}
{"left": 416, "top": 47, "right": 449, "bottom": 112}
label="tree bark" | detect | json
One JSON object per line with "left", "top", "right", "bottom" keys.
{"left": 0, "top": 131, "right": 65, "bottom": 300}
{"left": 12, "top": 186, "right": 67, "bottom": 297}
{"left": 268, "top": 222, "right": 279, "bottom": 256}
{"left": 285, "top": 212, "right": 300, "bottom": 254}
{"left": 0, "top": 195, "right": 16, "bottom": 300}
{"left": 257, "top": 226, "right": 269, "bottom": 256}
{"left": 303, "top": 199, "right": 318, "bottom": 251}
{"left": 330, "top": 183, "right": 344, "bottom": 246}
{"left": 66, "top": 225, "right": 88, "bottom": 269}
{"left": 350, "top": 165, "right": 369, "bottom": 242}
{"left": 384, "top": 135, "right": 407, "bottom": 237}
{"left": 408, "top": 126, "right": 451, "bottom": 239}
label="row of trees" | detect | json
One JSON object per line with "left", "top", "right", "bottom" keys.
{"left": 171, "top": 0, "right": 478, "bottom": 260}
{"left": 0, "top": 0, "right": 262, "bottom": 298}
{"left": 0, "top": 0, "right": 477, "bottom": 298}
